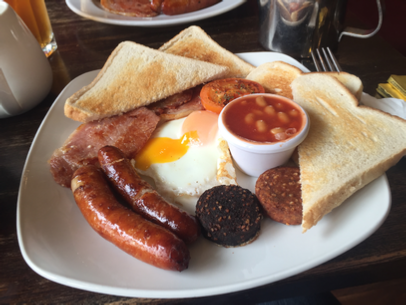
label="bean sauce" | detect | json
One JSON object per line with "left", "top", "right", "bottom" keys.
{"left": 223, "top": 95, "right": 305, "bottom": 143}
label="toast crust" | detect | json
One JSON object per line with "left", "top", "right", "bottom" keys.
{"left": 159, "top": 26, "right": 255, "bottom": 78}
{"left": 65, "top": 41, "right": 229, "bottom": 122}
{"left": 292, "top": 74, "right": 406, "bottom": 232}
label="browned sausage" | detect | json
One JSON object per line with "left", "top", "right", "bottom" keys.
{"left": 161, "top": 0, "right": 221, "bottom": 16}
{"left": 71, "top": 165, "right": 190, "bottom": 271}
{"left": 150, "top": 0, "right": 164, "bottom": 13}
{"left": 98, "top": 146, "right": 200, "bottom": 244}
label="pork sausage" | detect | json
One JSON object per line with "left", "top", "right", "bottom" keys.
{"left": 98, "top": 146, "right": 201, "bottom": 244}
{"left": 161, "top": 0, "right": 221, "bottom": 16}
{"left": 71, "top": 165, "right": 190, "bottom": 271}
{"left": 150, "top": 0, "right": 164, "bottom": 13}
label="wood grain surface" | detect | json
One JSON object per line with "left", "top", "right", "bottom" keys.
{"left": 1, "top": 0, "right": 406, "bottom": 303}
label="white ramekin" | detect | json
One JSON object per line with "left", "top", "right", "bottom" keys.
{"left": 218, "top": 93, "right": 310, "bottom": 177}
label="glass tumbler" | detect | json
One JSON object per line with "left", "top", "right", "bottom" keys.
{"left": 3, "top": 0, "right": 57, "bottom": 57}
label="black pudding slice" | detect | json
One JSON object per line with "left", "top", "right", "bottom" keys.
{"left": 195, "top": 185, "right": 262, "bottom": 247}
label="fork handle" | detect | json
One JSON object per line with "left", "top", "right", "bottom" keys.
{"left": 339, "top": 0, "right": 383, "bottom": 41}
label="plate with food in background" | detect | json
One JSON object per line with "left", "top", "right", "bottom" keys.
{"left": 17, "top": 26, "right": 403, "bottom": 298}
{"left": 65, "top": 0, "right": 246, "bottom": 27}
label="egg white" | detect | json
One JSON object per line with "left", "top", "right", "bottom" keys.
{"left": 133, "top": 117, "right": 223, "bottom": 200}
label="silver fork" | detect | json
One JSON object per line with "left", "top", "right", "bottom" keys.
{"left": 311, "top": 47, "right": 342, "bottom": 72}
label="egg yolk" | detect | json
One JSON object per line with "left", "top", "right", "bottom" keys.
{"left": 134, "top": 130, "right": 199, "bottom": 171}
{"left": 181, "top": 110, "right": 218, "bottom": 146}
{"left": 134, "top": 111, "right": 219, "bottom": 171}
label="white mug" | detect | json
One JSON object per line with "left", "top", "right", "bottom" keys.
{"left": 0, "top": 2, "right": 53, "bottom": 118}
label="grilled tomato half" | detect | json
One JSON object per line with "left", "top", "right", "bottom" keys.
{"left": 200, "top": 78, "right": 265, "bottom": 114}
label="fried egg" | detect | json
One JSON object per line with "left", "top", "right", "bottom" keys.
{"left": 133, "top": 110, "right": 236, "bottom": 200}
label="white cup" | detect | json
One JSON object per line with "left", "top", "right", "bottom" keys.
{"left": 0, "top": 2, "right": 53, "bottom": 118}
{"left": 218, "top": 93, "right": 310, "bottom": 177}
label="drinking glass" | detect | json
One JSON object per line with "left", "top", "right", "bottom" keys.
{"left": 3, "top": 0, "right": 57, "bottom": 57}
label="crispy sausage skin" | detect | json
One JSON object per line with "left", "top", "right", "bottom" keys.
{"left": 150, "top": 0, "right": 164, "bottom": 13}
{"left": 71, "top": 165, "right": 190, "bottom": 271}
{"left": 161, "top": 0, "right": 221, "bottom": 16}
{"left": 98, "top": 146, "right": 200, "bottom": 244}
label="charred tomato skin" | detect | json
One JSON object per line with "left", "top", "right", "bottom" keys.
{"left": 200, "top": 78, "right": 265, "bottom": 114}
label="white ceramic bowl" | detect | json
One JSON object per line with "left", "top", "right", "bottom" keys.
{"left": 218, "top": 93, "right": 310, "bottom": 177}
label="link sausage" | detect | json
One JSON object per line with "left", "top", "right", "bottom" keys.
{"left": 98, "top": 146, "right": 200, "bottom": 244}
{"left": 71, "top": 165, "right": 190, "bottom": 271}
{"left": 161, "top": 0, "right": 221, "bottom": 16}
{"left": 150, "top": 0, "right": 164, "bottom": 13}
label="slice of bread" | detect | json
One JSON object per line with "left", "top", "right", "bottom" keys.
{"left": 245, "top": 61, "right": 303, "bottom": 99}
{"left": 159, "top": 26, "right": 255, "bottom": 78}
{"left": 65, "top": 41, "right": 229, "bottom": 122}
{"left": 318, "top": 71, "right": 363, "bottom": 101}
{"left": 291, "top": 73, "right": 406, "bottom": 232}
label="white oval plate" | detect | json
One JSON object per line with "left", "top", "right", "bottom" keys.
{"left": 17, "top": 52, "right": 391, "bottom": 298}
{"left": 65, "top": 0, "right": 246, "bottom": 27}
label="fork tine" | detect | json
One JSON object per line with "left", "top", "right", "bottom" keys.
{"left": 326, "top": 47, "right": 342, "bottom": 72}
{"left": 322, "top": 48, "right": 335, "bottom": 71}
{"left": 311, "top": 50, "right": 322, "bottom": 72}
{"left": 311, "top": 47, "right": 342, "bottom": 72}
{"left": 316, "top": 48, "right": 328, "bottom": 71}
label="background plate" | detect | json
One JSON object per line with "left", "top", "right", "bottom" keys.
{"left": 17, "top": 52, "right": 391, "bottom": 298}
{"left": 65, "top": 0, "right": 246, "bottom": 27}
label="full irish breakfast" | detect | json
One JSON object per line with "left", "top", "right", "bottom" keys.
{"left": 48, "top": 25, "right": 406, "bottom": 271}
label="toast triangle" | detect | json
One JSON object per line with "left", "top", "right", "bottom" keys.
{"left": 318, "top": 71, "right": 364, "bottom": 101}
{"left": 159, "top": 26, "right": 254, "bottom": 78}
{"left": 64, "top": 41, "right": 229, "bottom": 122}
{"left": 291, "top": 73, "right": 406, "bottom": 232}
{"left": 246, "top": 61, "right": 303, "bottom": 99}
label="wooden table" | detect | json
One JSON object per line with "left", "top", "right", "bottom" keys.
{"left": 1, "top": 0, "right": 405, "bottom": 303}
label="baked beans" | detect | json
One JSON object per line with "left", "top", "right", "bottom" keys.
{"left": 222, "top": 94, "right": 305, "bottom": 143}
